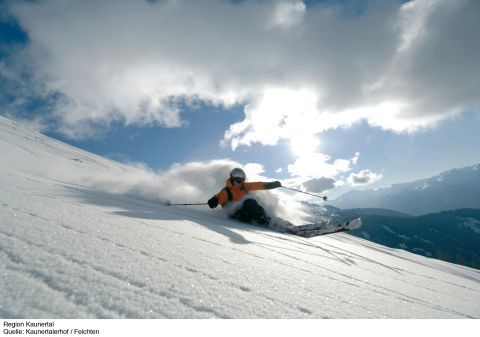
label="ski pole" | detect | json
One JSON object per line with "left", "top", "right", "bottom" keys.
{"left": 165, "top": 202, "right": 208, "bottom": 206}
{"left": 281, "top": 186, "right": 328, "bottom": 201}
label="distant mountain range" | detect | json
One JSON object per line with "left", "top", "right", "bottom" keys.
{"left": 320, "top": 206, "right": 480, "bottom": 270}
{"left": 307, "top": 165, "right": 480, "bottom": 269}
{"left": 330, "top": 164, "right": 480, "bottom": 215}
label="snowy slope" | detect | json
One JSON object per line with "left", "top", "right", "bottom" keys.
{"left": 1, "top": 115, "right": 480, "bottom": 318}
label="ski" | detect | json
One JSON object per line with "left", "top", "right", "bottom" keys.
{"left": 291, "top": 218, "right": 362, "bottom": 237}
{"left": 268, "top": 217, "right": 362, "bottom": 238}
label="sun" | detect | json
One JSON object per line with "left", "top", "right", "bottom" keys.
{"left": 290, "top": 133, "right": 320, "bottom": 157}
{"left": 254, "top": 88, "right": 320, "bottom": 157}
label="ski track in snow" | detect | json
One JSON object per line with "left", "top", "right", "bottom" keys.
{"left": 1, "top": 115, "right": 480, "bottom": 318}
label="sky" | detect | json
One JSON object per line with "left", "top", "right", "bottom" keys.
{"left": 1, "top": 0, "right": 480, "bottom": 200}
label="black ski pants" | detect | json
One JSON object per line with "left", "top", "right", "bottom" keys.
{"left": 234, "top": 199, "right": 268, "bottom": 225}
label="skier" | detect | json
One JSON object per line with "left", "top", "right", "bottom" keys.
{"left": 207, "top": 168, "right": 282, "bottom": 226}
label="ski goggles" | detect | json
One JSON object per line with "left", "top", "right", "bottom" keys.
{"left": 233, "top": 177, "right": 245, "bottom": 183}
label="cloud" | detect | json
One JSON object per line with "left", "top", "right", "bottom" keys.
{"left": 288, "top": 151, "right": 358, "bottom": 179}
{"left": 243, "top": 163, "right": 266, "bottom": 178}
{"left": 223, "top": 88, "right": 322, "bottom": 150}
{"left": 303, "top": 177, "right": 336, "bottom": 193}
{"left": 223, "top": 0, "right": 480, "bottom": 147}
{"left": 268, "top": 0, "right": 306, "bottom": 30}
{"left": 347, "top": 169, "right": 383, "bottom": 186}
{"left": 3, "top": 0, "right": 479, "bottom": 141}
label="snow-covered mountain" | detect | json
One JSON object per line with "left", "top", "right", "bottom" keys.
{"left": 321, "top": 206, "right": 480, "bottom": 270}
{"left": 1, "top": 115, "right": 480, "bottom": 318}
{"left": 330, "top": 165, "right": 480, "bottom": 215}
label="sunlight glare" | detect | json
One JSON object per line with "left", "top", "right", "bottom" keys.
{"left": 290, "top": 134, "right": 320, "bottom": 157}
{"left": 257, "top": 88, "right": 321, "bottom": 157}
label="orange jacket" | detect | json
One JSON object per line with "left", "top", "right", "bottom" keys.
{"left": 215, "top": 178, "right": 269, "bottom": 205}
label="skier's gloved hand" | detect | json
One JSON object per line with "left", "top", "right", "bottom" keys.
{"left": 208, "top": 196, "right": 219, "bottom": 209}
{"left": 265, "top": 181, "right": 282, "bottom": 189}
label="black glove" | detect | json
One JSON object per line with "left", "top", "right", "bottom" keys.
{"left": 208, "top": 196, "right": 219, "bottom": 209}
{"left": 265, "top": 181, "right": 282, "bottom": 189}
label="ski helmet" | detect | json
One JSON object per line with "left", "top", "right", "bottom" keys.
{"left": 230, "top": 168, "right": 246, "bottom": 179}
